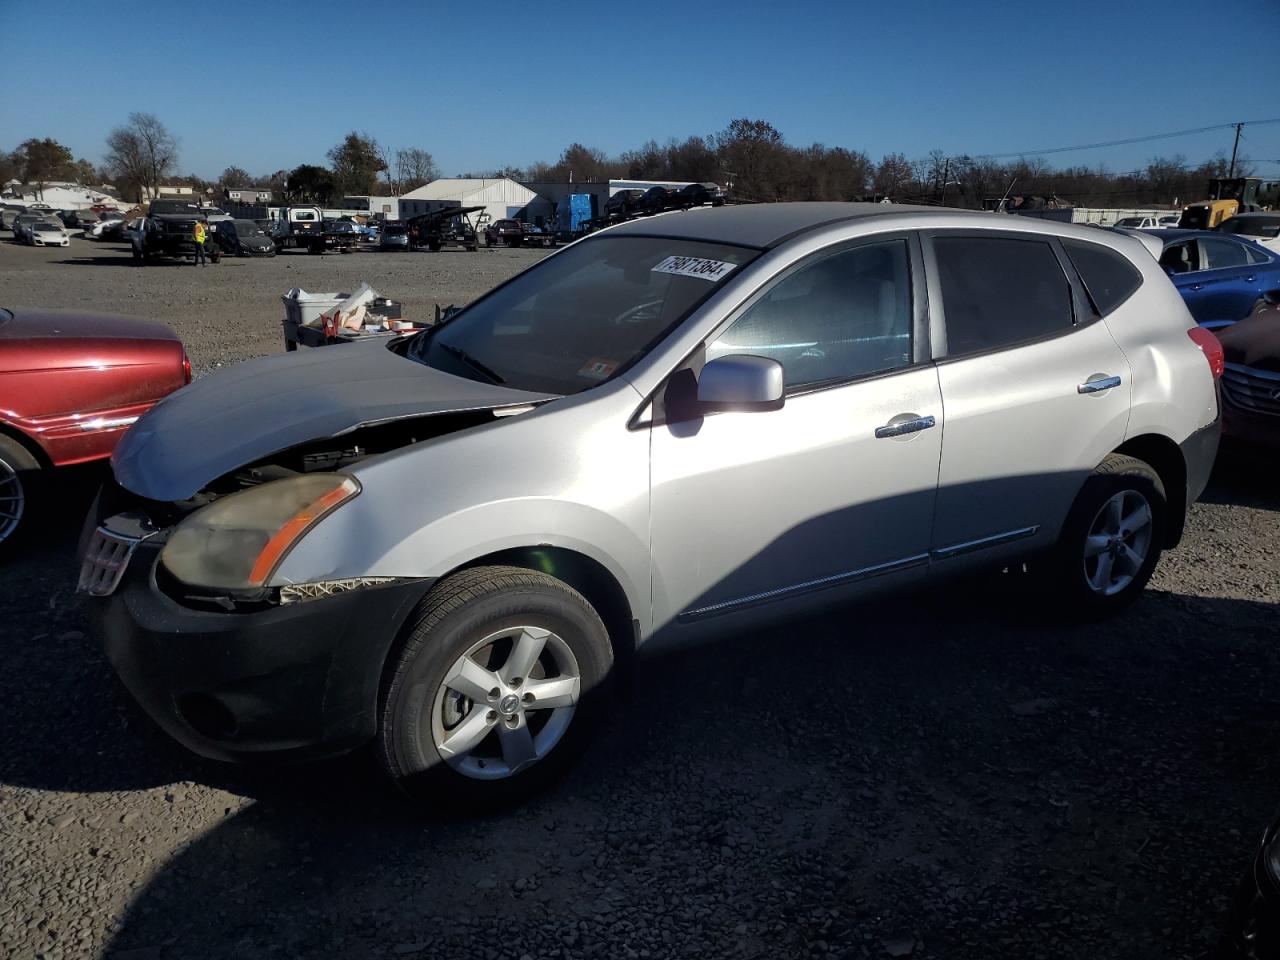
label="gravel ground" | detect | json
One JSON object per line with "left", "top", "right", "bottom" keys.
{"left": 0, "top": 233, "right": 551, "bottom": 374}
{"left": 1, "top": 234, "right": 1279, "bottom": 960}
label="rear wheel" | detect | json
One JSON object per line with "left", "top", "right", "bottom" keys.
{"left": 0, "top": 435, "right": 40, "bottom": 557}
{"left": 378, "top": 566, "right": 613, "bottom": 811}
{"left": 1041, "top": 454, "right": 1166, "bottom": 616}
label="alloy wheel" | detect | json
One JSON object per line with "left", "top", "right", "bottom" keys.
{"left": 0, "top": 455, "right": 25, "bottom": 543}
{"left": 1083, "top": 489, "right": 1153, "bottom": 596}
{"left": 430, "top": 626, "right": 581, "bottom": 780}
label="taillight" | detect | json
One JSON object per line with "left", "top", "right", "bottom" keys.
{"left": 181, "top": 352, "right": 193, "bottom": 384}
{"left": 1186, "top": 327, "right": 1224, "bottom": 379}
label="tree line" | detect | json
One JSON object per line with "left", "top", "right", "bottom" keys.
{"left": 2, "top": 114, "right": 1255, "bottom": 210}
{"left": 490, "top": 118, "right": 1254, "bottom": 210}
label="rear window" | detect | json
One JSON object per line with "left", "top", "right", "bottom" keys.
{"left": 1062, "top": 239, "right": 1142, "bottom": 317}
{"left": 933, "top": 236, "right": 1075, "bottom": 356}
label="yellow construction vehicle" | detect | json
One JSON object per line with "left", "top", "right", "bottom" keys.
{"left": 1180, "top": 177, "right": 1279, "bottom": 229}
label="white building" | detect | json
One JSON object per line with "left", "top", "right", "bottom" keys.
{"left": 397, "top": 178, "right": 539, "bottom": 226}
{"left": 225, "top": 187, "right": 272, "bottom": 204}
{"left": 345, "top": 195, "right": 401, "bottom": 220}
{"left": 1, "top": 179, "right": 121, "bottom": 210}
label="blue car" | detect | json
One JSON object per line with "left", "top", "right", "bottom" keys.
{"left": 1148, "top": 229, "right": 1280, "bottom": 329}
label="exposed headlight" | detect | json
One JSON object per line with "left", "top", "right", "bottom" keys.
{"left": 161, "top": 475, "right": 359, "bottom": 591}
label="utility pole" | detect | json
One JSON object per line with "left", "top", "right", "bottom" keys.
{"left": 939, "top": 158, "right": 950, "bottom": 206}
{"left": 1228, "top": 122, "right": 1243, "bottom": 178}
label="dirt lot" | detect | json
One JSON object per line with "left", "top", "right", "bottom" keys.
{"left": 0, "top": 233, "right": 551, "bottom": 374}
{"left": 1, "top": 233, "right": 1278, "bottom": 960}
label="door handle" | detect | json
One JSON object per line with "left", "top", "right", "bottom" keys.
{"left": 1077, "top": 374, "right": 1122, "bottom": 394}
{"left": 875, "top": 414, "right": 936, "bottom": 439}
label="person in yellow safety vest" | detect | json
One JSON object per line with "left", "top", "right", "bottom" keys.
{"left": 192, "top": 220, "right": 207, "bottom": 267}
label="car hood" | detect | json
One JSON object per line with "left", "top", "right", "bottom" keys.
{"left": 112, "top": 339, "right": 556, "bottom": 501}
{"left": 0, "top": 308, "right": 179, "bottom": 343}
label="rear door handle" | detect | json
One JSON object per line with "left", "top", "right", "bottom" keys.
{"left": 875, "top": 414, "right": 936, "bottom": 439}
{"left": 1078, "top": 374, "right": 1122, "bottom": 394}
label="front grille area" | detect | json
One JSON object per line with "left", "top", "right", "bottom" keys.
{"left": 1222, "top": 363, "right": 1280, "bottom": 418}
{"left": 78, "top": 527, "right": 141, "bottom": 597}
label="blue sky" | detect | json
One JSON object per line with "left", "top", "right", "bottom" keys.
{"left": 2, "top": 0, "right": 1278, "bottom": 181}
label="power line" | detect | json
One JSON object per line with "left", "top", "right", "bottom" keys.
{"left": 946, "top": 118, "right": 1280, "bottom": 161}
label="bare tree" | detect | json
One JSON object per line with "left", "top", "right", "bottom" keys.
{"left": 395, "top": 148, "right": 439, "bottom": 192}
{"left": 105, "top": 113, "right": 178, "bottom": 203}
{"left": 218, "top": 165, "right": 252, "bottom": 189}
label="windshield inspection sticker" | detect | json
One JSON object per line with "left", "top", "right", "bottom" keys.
{"left": 651, "top": 255, "right": 738, "bottom": 282}
{"left": 578, "top": 358, "right": 620, "bottom": 380}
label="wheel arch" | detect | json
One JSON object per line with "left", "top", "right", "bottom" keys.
{"left": 449, "top": 546, "right": 638, "bottom": 671}
{"left": 1111, "top": 433, "right": 1187, "bottom": 547}
{"left": 0, "top": 419, "right": 52, "bottom": 470}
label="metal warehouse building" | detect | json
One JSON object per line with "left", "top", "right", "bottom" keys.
{"left": 397, "top": 178, "right": 538, "bottom": 226}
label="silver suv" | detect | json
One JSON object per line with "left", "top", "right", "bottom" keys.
{"left": 82, "top": 203, "right": 1223, "bottom": 808}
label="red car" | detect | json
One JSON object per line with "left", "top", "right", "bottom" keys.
{"left": 0, "top": 308, "right": 190, "bottom": 549}
{"left": 1218, "top": 293, "right": 1280, "bottom": 447}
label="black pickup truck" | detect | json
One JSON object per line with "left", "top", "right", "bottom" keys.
{"left": 130, "top": 200, "right": 218, "bottom": 264}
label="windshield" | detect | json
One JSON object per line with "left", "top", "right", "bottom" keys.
{"left": 383, "top": 224, "right": 406, "bottom": 235}
{"left": 408, "top": 236, "right": 759, "bottom": 394}
{"left": 35, "top": 221, "right": 61, "bottom": 231}
{"left": 1220, "top": 216, "right": 1280, "bottom": 239}
{"left": 233, "top": 220, "right": 263, "bottom": 236}
{"left": 1180, "top": 208, "right": 1209, "bottom": 230}
{"left": 1114, "top": 217, "right": 1144, "bottom": 227}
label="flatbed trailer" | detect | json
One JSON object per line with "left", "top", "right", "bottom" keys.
{"left": 406, "top": 205, "right": 484, "bottom": 251}
{"left": 580, "top": 196, "right": 744, "bottom": 235}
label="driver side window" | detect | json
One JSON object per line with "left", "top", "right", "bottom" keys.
{"left": 707, "top": 239, "right": 913, "bottom": 390}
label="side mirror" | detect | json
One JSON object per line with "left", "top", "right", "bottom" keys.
{"left": 696, "top": 355, "right": 784, "bottom": 412}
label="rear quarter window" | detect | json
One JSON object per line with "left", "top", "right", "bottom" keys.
{"left": 1062, "top": 239, "right": 1143, "bottom": 317}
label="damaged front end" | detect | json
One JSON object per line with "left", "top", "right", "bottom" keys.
{"left": 83, "top": 407, "right": 526, "bottom": 612}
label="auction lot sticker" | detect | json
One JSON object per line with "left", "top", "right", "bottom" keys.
{"left": 652, "top": 255, "right": 737, "bottom": 282}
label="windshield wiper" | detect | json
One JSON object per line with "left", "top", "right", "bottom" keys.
{"left": 439, "top": 342, "right": 505, "bottom": 384}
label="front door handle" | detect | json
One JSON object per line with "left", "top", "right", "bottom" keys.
{"left": 1078, "top": 374, "right": 1122, "bottom": 394}
{"left": 875, "top": 414, "right": 936, "bottom": 439}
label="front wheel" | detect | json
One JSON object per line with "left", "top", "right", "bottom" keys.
{"left": 378, "top": 566, "right": 614, "bottom": 811}
{"left": 0, "top": 435, "right": 39, "bottom": 558}
{"left": 1039, "top": 454, "right": 1166, "bottom": 617}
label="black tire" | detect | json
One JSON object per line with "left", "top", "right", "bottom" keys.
{"left": 0, "top": 434, "right": 41, "bottom": 558}
{"left": 378, "top": 565, "right": 614, "bottom": 812}
{"left": 1039, "top": 453, "right": 1166, "bottom": 617}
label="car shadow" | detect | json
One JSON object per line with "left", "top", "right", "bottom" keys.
{"left": 1200, "top": 440, "right": 1280, "bottom": 511}
{"left": 87, "top": 587, "right": 1280, "bottom": 960}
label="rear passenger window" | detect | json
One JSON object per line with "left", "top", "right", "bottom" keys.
{"left": 1062, "top": 239, "right": 1142, "bottom": 316}
{"left": 1200, "top": 237, "right": 1250, "bottom": 270}
{"left": 933, "top": 236, "right": 1074, "bottom": 356}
